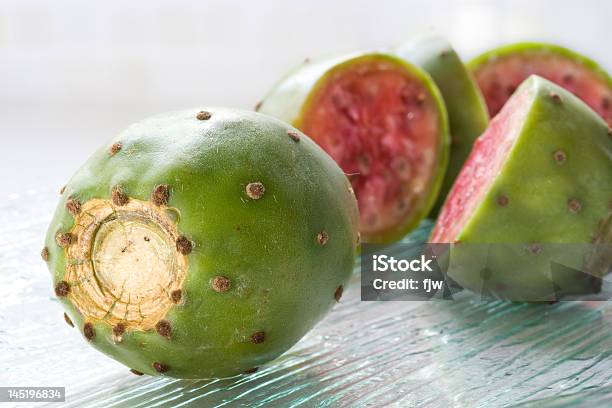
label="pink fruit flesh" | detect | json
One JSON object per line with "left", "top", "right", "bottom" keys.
{"left": 301, "top": 59, "right": 441, "bottom": 238}
{"left": 474, "top": 52, "right": 612, "bottom": 126}
{"left": 431, "top": 89, "right": 530, "bottom": 243}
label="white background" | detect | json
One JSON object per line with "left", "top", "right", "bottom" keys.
{"left": 1, "top": 0, "right": 610, "bottom": 194}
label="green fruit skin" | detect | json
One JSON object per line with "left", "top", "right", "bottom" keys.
{"left": 396, "top": 35, "right": 489, "bottom": 216}
{"left": 258, "top": 52, "right": 450, "bottom": 243}
{"left": 44, "top": 108, "right": 359, "bottom": 378}
{"left": 444, "top": 76, "right": 612, "bottom": 301}
{"left": 468, "top": 42, "right": 612, "bottom": 90}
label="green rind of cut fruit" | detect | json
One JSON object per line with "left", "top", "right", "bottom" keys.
{"left": 396, "top": 35, "right": 489, "bottom": 217}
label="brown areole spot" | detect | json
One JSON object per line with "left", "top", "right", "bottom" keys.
{"left": 60, "top": 185, "right": 66, "bottom": 195}
{"left": 334, "top": 285, "right": 343, "bottom": 302}
{"left": 170, "top": 289, "right": 182, "bottom": 303}
{"left": 151, "top": 184, "right": 170, "bottom": 206}
{"left": 316, "top": 231, "right": 329, "bottom": 246}
{"left": 56, "top": 232, "right": 74, "bottom": 248}
{"left": 254, "top": 101, "right": 262, "bottom": 111}
{"left": 568, "top": 198, "right": 582, "bottom": 213}
{"left": 528, "top": 244, "right": 542, "bottom": 254}
{"left": 176, "top": 236, "right": 192, "bottom": 255}
{"left": 553, "top": 150, "right": 567, "bottom": 164}
{"left": 211, "top": 276, "right": 231, "bottom": 293}
{"left": 196, "top": 111, "right": 211, "bottom": 120}
{"left": 63, "top": 313, "right": 74, "bottom": 327}
{"left": 496, "top": 194, "right": 509, "bottom": 207}
{"left": 111, "top": 185, "right": 130, "bottom": 206}
{"left": 549, "top": 92, "right": 562, "bottom": 104}
{"left": 244, "top": 367, "right": 259, "bottom": 374}
{"left": 287, "top": 130, "right": 300, "bottom": 142}
{"left": 250, "top": 331, "right": 265, "bottom": 344}
{"left": 83, "top": 322, "right": 95, "bottom": 341}
{"left": 450, "top": 134, "right": 460, "bottom": 146}
{"left": 130, "top": 369, "right": 144, "bottom": 376}
{"left": 41, "top": 247, "right": 49, "bottom": 262}
{"left": 246, "top": 182, "right": 265, "bottom": 200}
{"left": 113, "top": 323, "right": 126, "bottom": 337}
{"left": 109, "top": 142, "right": 122, "bottom": 156}
{"left": 153, "top": 362, "right": 169, "bottom": 373}
{"left": 155, "top": 320, "right": 172, "bottom": 339}
{"left": 65, "top": 197, "right": 82, "bottom": 216}
{"left": 55, "top": 280, "right": 70, "bottom": 297}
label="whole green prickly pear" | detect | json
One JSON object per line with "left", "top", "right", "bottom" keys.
{"left": 42, "top": 108, "right": 359, "bottom": 378}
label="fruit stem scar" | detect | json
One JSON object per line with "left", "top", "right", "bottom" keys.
{"left": 62, "top": 198, "right": 188, "bottom": 331}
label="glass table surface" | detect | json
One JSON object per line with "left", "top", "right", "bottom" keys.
{"left": 1, "top": 190, "right": 611, "bottom": 407}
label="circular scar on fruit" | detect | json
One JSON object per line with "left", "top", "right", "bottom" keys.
{"left": 64, "top": 198, "right": 188, "bottom": 330}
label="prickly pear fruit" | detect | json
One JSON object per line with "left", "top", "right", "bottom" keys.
{"left": 469, "top": 42, "right": 612, "bottom": 127}
{"left": 396, "top": 35, "right": 489, "bottom": 215}
{"left": 43, "top": 108, "right": 359, "bottom": 379}
{"left": 431, "top": 76, "right": 612, "bottom": 301}
{"left": 258, "top": 53, "right": 449, "bottom": 243}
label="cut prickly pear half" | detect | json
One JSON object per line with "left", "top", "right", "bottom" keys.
{"left": 43, "top": 108, "right": 359, "bottom": 379}
{"left": 431, "top": 76, "right": 612, "bottom": 301}
{"left": 259, "top": 53, "right": 449, "bottom": 243}
{"left": 470, "top": 43, "right": 612, "bottom": 126}
{"left": 396, "top": 35, "right": 489, "bottom": 216}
